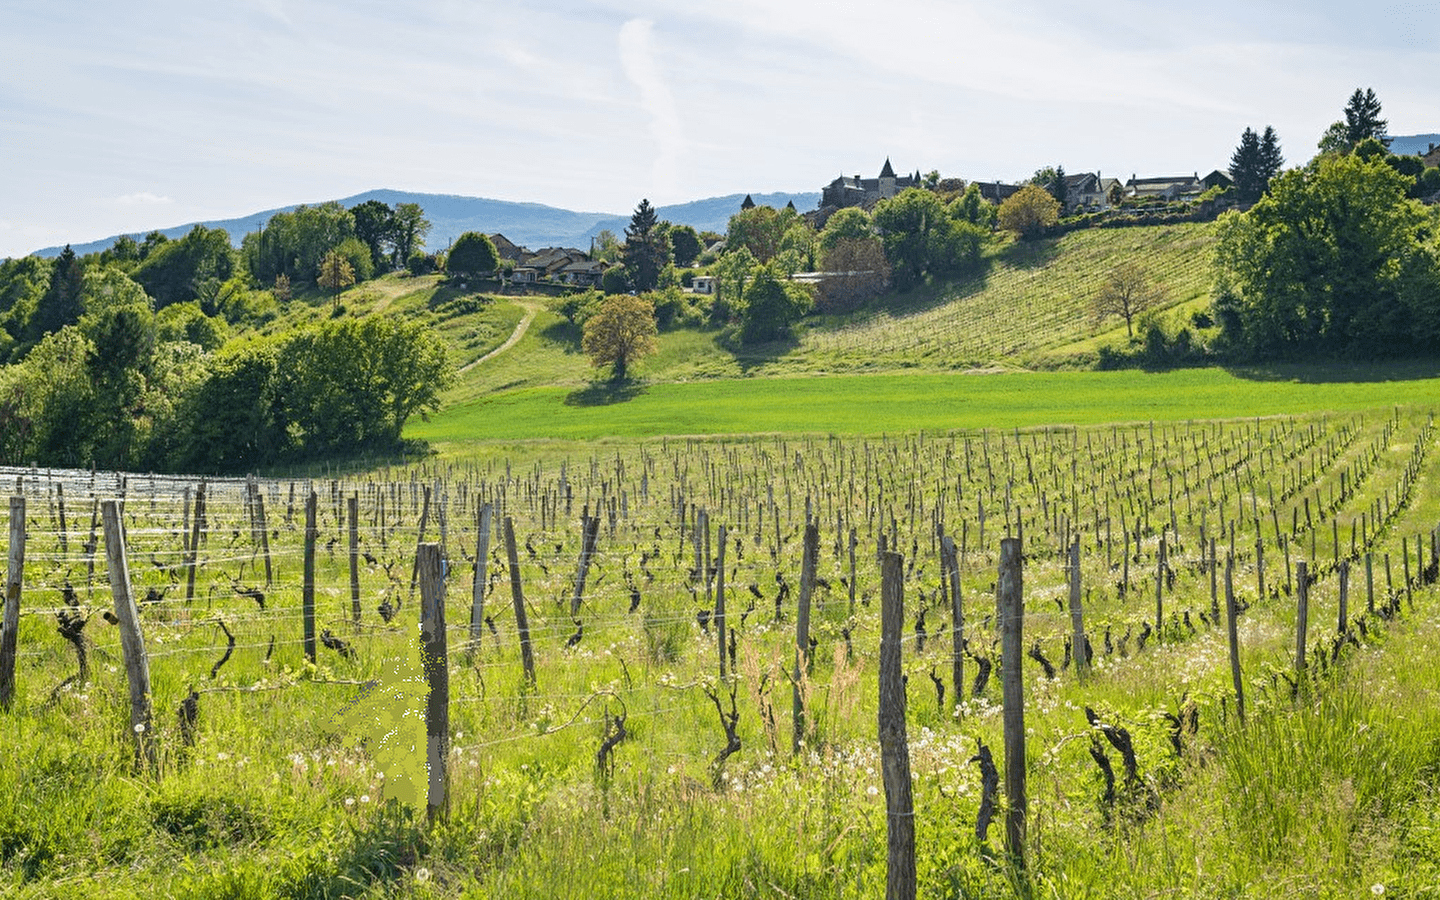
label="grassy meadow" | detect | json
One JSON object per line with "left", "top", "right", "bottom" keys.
{"left": 5, "top": 220, "right": 1440, "bottom": 898}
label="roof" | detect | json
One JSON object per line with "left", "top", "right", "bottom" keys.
{"left": 880, "top": 158, "right": 896, "bottom": 178}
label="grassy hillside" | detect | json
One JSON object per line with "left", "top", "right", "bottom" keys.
{"left": 426, "top": 221, "right": 1220, "bottom": 406}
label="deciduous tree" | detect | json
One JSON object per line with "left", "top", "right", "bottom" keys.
{"left": 1094, "top": 261, "right": 1165, "bottom": 338}
{"left": 446, "top": 232, "right": 500, "bottom": 279}
{"left": 997, "top": 185, "right": 1060, "bottom": 240}
{"left": 816, "top": 237, "right": 890, "bottom": 314}
{"left": 738, "top": 264, "right": 811, "bottom": 344}
{"left": 317, "top": 250, "right": 355, "bottom": 311}
{"left": 669, "top": 224, "right": 703, "bottom": 268}
{"left": 390, "top": 203, "right": 432, "bottom": 266}
{"left": 1214, "top": 152, "right": 1440, "bottom": 357}
{"left": 581, "top": 293, "right": 658, "bottom": 381}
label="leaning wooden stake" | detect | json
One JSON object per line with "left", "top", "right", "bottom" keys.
{"left": 997, "top": 537, "right": 1027, "bottom": 867}
{"left": 503, "top": 516, "right": 536, "bottom": 685}
{"left": 1295, "top": 561, "right": 1309, "bottom": 677}
{"left": 418, "top": 543, "right": 450, "bottom": 824}
{"left": 1, "top": 497, "right": 24, "bottom": 711}
{"left": 792, "top": 522, "right": 819, "bottom": 755}
{"left": 1225, "top": 553, "right": 1245, "bottom": 726}
{"left": 942, "top": 534, "right": 963, "bottom": 715}
{"left": 878, "top": 550, "right": 915, "bottom": 900}
{"left": 102, "top": 500, "right": 156, "bottom": 774}
{"left": 569, "top": 509, "right": 600, "bottom": 619}
{"left": 303, "top": 491, "right": 317, "bottom": 664}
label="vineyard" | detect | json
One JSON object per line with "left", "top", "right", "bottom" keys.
{"left": 799, "top": 223, "right": 1216, "bottom": 370}
{"left": 4, "top": 404, "right": 1440, "bottom": 897}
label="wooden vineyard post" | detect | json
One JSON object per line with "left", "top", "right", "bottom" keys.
{"left": 470, "top": 502, "right": 493, "bottom": 641}
{"left": 1, "top": 497, "right": 24, "bottom": 711}
{"left": 503, "top": 517, "right": 536, "bottom": 686}
{"left": 1225, "top": 553, "right": 1245, "bottom": 726}
{"left": 418, "top": 543, "right": 450, "bottom": 824}
{"left": 1255, "top": 535, "right": 1265, "bottom": 603}
{"left": 1068, "top": 537, "right": 1088, "bottom": 679}
{"left": 348, "top": 495, "right": 361, "bottom": 624}
{"left": 1366, "top": 552, "right": 1375, "bottom": 615}
{"left": 848, "top": 527, "right": 858, "bottom": 615}
{"left": 878, "top": 550, "right": 915, "bottom": 900}
{"left": 185, "top": 481, "right": 206, "bottom": 603}
{"left": 997, "top": 537, "right": 1027, "bottom": 867}
{"left": 102, "top": 500, "right": 156, "bottom": 774}
{"left": 1155, "top": 530, "right": 1166, "bottom": 637}
{"left": 793, "top": 522, "right": 819, "bottom": 755}
{"left": 569, "top": 509, "right": 600, "bottom": 619}
{"left": 255, "top": 490, "right": 272, "bottom": 587}
{"left": 715, "top": 523, "right": 728, "bottom": 680}
{"left": 303, "top": 490, "right": 317, "bottom": 664}
{"left": 1337, "top": 560, "right": 1349, "bottom": 635}
{"left": 1295, "top": 561, "right": 1309, "bottom": 677}
{"left": 942, "top": 534, "right": 963, "bottom": 715}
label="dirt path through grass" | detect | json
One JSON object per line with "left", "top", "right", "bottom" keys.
{"left": 459, "top": 299, "right": 543, "bottom": 374}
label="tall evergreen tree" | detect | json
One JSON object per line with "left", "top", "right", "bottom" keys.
{"left": 622, "top": 199, "right": 669, "bottom": 292}
{"left": 1230, "top": 127, "right": 1265, "bottom": 204}
{"left": 1343, "top": 88, "right": 1387, "bottom": 147}
{"left": 1258, "top": 126, "right": 1285, "bottom": 186}
{"left": 28, "top": 245, "right": 84, "bottom": 340}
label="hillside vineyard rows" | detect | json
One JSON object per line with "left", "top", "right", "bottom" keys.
{"left": 3, "top": 407, "right": 1440, "bottom": 894}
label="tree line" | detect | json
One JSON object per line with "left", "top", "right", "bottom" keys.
{"left": 0, "top": 199, "right": 449, "bottom": 473}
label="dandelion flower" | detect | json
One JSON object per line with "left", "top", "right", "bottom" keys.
{"left": 1372, "top": 885, "right": 1385, "bottom": 896}
{"left": 133, "top": 723, "right": 146, "bottom": 734}
{"left": 415, "top": 867, "right": 431, "bottom": 883}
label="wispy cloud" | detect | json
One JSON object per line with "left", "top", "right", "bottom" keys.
{"left": 115, "top": 192, "right": 173, "bottom": 206}
{"left": 618, "top": 18, "right": 684, "bottom": 199}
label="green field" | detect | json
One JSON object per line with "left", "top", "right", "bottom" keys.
{"left": 412, "top": 363, "right": 1440, "bottom": 445}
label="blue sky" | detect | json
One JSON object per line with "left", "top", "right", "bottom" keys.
{"left": 2, "top": 0, "right": 1436, "bottom": 258}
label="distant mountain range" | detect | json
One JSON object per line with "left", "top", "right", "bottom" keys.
{"left": 1389, "top": 133, "right": 1440, "bottom": 156}
{"left": 34, "top": 188, "right": 821, "bottom": 259}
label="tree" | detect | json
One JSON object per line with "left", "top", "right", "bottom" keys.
{"left": 725, "top": 204, "right": 786, "bottom": 263}
{"left": 997, "top": 185, "right": 1060, "bottom": 239}
{"left": 738, "top": 264, "right": 811, "bottom": 344}
{"left": 1259, "top": 126, "right": 1285, "bottom": 186}
{"left": 1343, "top": 88, "right": 1387, "bottom": 147}
{"left": 1229, "top": 127, "right": 1265, "bottom": 204}
{"left": 389, "top": 203, "right": 431, "bottom": 266}
{"left": 27, "top": 245, "right": 84, "bottom": 340}
{"left": 1317, "top": 121, "right": 1350, "bottom": 157}
{"left": 622, "top": 199, "right": 669, "bottom": 292}
{"left": 317, "top": 249, "right": 355, "bottom": 311}
{"left": 351, "top": 200, "right": 395, "bottom": 270}
{"left": 334, "top": 236, "right": 375, "bottom": 284}
{"left": 446, "top": 232, "right": 500, "bottom": 280}
{"left": 819, "top": 207, "right": 875, "bottom": 252}
{"left": 669, "top": 224, "right": 703, "bottom": 268}
{"left": 1213, "top": 152, "right": 1440, "bottom": 357}
{"left": 816, "top": 237, "right": 890, "bottom": 314}
{"left": 581, "top": 293, "right": 658, "bottom": 382}
{"left": 591, "top": 229, "right": 622, "bottom": 263}
{"left": 1094, "top": 261, "right": 1165, "bottom": 337}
